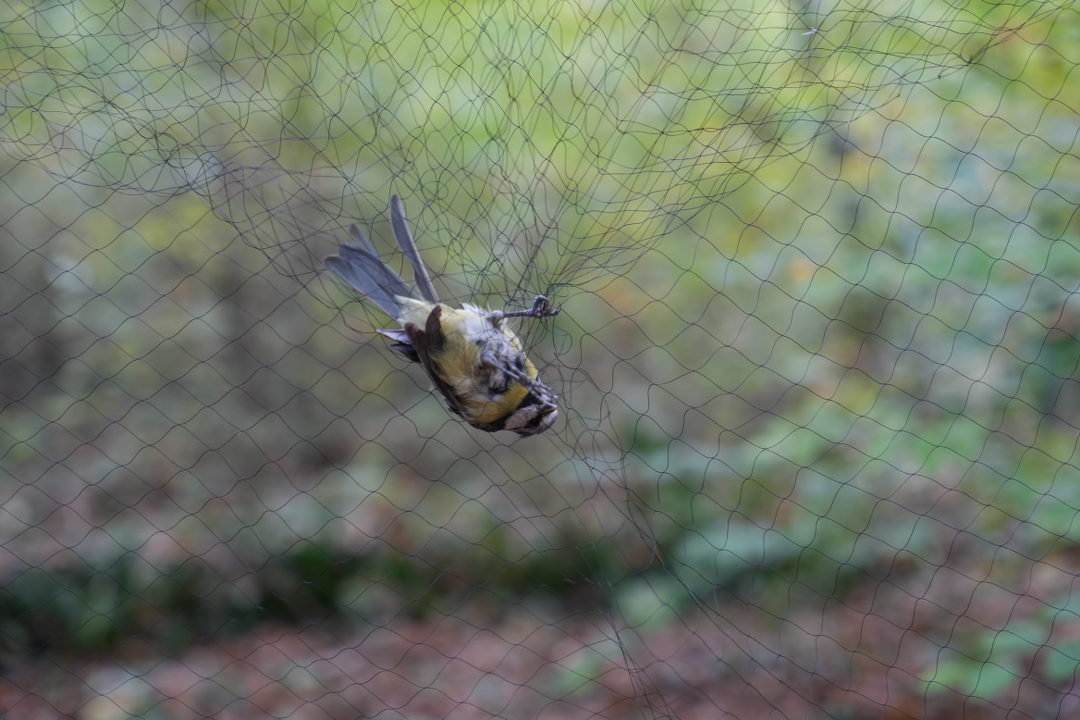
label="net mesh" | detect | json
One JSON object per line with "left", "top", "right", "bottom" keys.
{"left": 1, "top": 0, "right": 1078, "bottom": 718}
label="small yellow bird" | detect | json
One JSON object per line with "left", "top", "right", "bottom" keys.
{"left": 325, "top": 195, "right": 559, "bottom": 436}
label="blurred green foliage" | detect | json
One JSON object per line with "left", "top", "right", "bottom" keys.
{"left": 0, "top": 530, "right": 616, "bottom": 660}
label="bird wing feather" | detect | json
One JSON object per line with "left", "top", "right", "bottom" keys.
{"left": 403, "top": 305, "right": 470, "bottom": 416}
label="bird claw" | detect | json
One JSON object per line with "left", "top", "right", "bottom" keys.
{"left": 498, "top": 295, "right": 561, "bottom": 320}
{"left": 529, "top": 295, "right": 562, "bottom": 318}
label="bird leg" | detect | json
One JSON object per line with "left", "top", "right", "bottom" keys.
{"left": 488, "top": 295, "right": 561, "bottom": 323}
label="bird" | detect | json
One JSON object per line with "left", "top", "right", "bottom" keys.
{"left": 324, "top": 194, "right": 559, "bottom": 436}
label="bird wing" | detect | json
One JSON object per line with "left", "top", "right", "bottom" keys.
{"left": 403, "top": 305, "right": 470, "bottom": 417}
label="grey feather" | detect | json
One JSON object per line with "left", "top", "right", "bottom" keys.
{"left": 346, "top": 223, "right": 380, "bottom": 255}
{"left": 324, "top": 227, "right": 415, "bottom": 319}
{"left": 389, "top": 194, "right": 439, "bottom": 304}
{"left": 377, "top": 328, "right": 420, "bottom": 362}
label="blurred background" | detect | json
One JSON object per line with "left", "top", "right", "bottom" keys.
{"left": 1, "top": 0, "right": 1079, "bottom": 718}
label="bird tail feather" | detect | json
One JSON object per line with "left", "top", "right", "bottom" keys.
{"left": 389, "top": 194, "right": 439, "bottom": 304}
{"left": 324, "top": 223, "right": 415, "bottom": 319}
